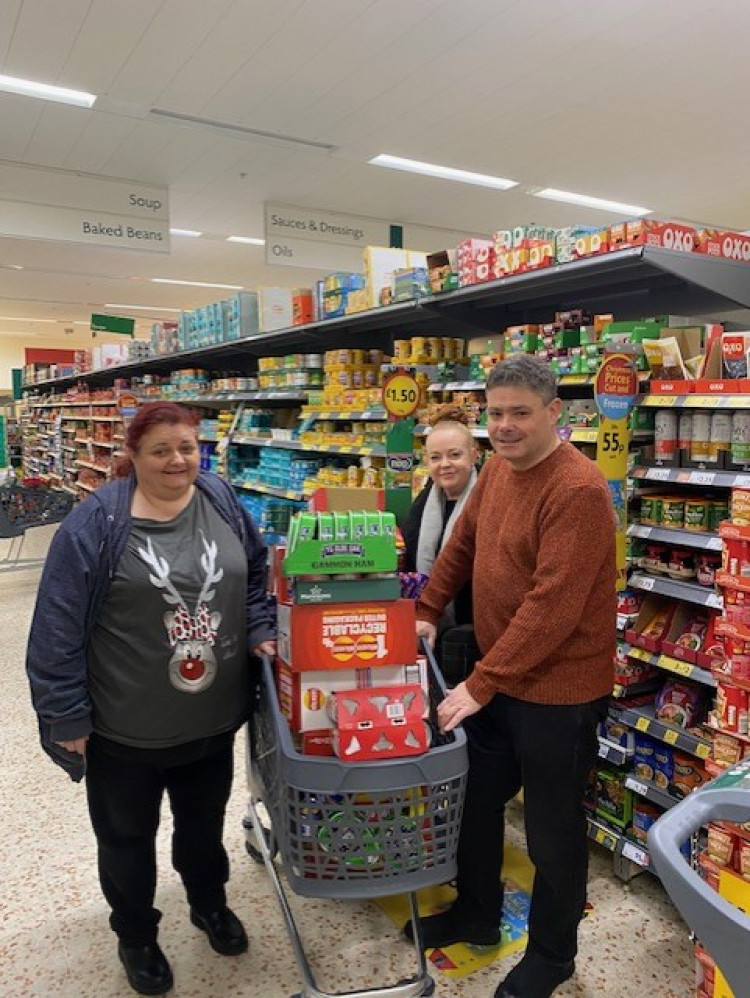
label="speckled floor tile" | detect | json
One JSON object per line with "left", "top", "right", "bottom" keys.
{"left": 1, "top": 526, "right": 696, "bottom": 997}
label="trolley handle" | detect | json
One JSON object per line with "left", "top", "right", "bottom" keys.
{"left": 648, "top": 788, "right": 750, "bottom": 950}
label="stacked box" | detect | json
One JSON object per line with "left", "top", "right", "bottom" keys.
{"left": 222, "top": 292, "right": 259, "bottom": 340}
{"left": 457, "top": 238, "right": 494, "bottom": 286}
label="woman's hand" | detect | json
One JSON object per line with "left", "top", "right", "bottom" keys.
{"left": 416, "top": 619, "right": 437, "bottom": 648}
{"left": 55, "top": 736, "right": 89, "bottom": 757}
{"left": 253, "top": 639, "right": 277, "bottom": 659}
{"left": 437, "top": 682, "right": 481, "bottom": 732}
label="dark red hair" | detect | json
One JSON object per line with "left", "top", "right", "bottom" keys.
{"left": 114, "top": 401, "right": 200, "bottom": 478}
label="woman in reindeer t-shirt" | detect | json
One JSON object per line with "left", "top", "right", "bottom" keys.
{"left": 27, "top": 402, "right": 276, "bottom": 997}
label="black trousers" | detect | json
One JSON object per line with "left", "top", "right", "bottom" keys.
{"left": 456, "top": 693, "right": 609, "bottom": 964}
{"left": 85, "top": 730, "right": 236, "bottom": 945}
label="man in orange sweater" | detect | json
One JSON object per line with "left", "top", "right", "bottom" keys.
{"left": 408, "top": 355, "right": 615, "bottom": 998}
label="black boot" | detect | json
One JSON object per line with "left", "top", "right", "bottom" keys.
{"left": 117, "top": 941, "right": 173, "bottom": 996}
{"left": 494, "top": 950, "right": 574, "bottom": 997}
{"left": 190, "top": 906, "right": 248, "bottom": 955}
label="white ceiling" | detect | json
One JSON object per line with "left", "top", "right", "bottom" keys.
{"left": 1, "top": 0, "right": 749, "bottom": 346}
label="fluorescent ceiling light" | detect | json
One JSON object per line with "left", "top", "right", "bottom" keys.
{"left": 105, "top": 303, "right": 182, "bottom": 312}
{"left": 151, "top": 278, "right": 244, "bottom": 290}
{"left": 0, "top": 315, "right": 58, "bottom": 323}
{"left": 227, "top": 236, "right": 266, "bottom": 245}
{"left": 532, "top": 188, "right": 651, "bottom": 216}
{"left": 169, "top": 228, "right": 202, "bottom": 237}
{"left": 369, "top": 154, "right": 518, "bottom": 190}
{"left": 0, "top": 73, "right": 96, "bottom": 108}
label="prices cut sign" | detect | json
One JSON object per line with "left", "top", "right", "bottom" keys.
{"left": 594, "top": 353, "right": 638, "bottom": 591}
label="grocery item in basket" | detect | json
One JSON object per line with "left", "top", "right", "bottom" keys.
{"left": 655, "top": 681, "right": 705, "bottom": 728}
{"left": 328, "top": 684, "right": 430, "bottom": 761}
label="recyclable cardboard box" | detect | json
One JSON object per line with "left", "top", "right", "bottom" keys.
{"left": 277, "top": 599, "right": 417, "bottom": 671}
{"left": 364, "top": 247, "right": 427, "bottom": 307}
{"left": 308, "top": 486, "right": 385, "bottom": 513}
{"left": 277, "top": 659, "right": 428, "bottom": 731}
{"left": 426, "top": 249, "right": 459, "bottom": 292}
{"left": 625, "top": 594, "right": 676, "bottom": 653}
{"left": 613, "top": 219, "right": 698, "bottom": 252}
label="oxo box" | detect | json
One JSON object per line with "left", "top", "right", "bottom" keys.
{"left": 695, "top": 229, "right": 750, "bottom": 263}
{"left": 277, "top": 599, "right": 417, "bottom": 671}
{"left": 611, "top": 219, "right": 697, "bottom": 253}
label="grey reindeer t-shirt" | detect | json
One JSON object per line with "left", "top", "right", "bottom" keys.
{"left": 88, "top": 489, "right": 249, "bottom": 748}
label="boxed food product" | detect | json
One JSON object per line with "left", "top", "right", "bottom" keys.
{"left": 457, "top": 238, "right": 494, "bottom": 286}
{"left": 625, "top": 595, "right": 675, "bottom": 653}
{"left": 695, "top": 229, "right": 750, "bottom": 262}
{"left": 672, "top": 751, "right": 709, "bottom": 798}
{"left": 598, "top": 706, "right": 635, "bottom": 752}
{"left": 633, "top": 731, "right": 659, "bottom": 782}
{"left": 617, "top": 219, "right": 697, "bottom": 252}
{"left": 721, "top": 332, "right": 750, "bottom": 379}
{"left": 259, "top": 287, "right": 294, "bottom": 331}
{"left": 277, "top": 659, "right": 428, "bottom": 732}
{"left": 655, "top": 680, "right": 707, "bottom": 728}
{"left": 277, "top": 599, "right": 417, "bottom": 671}
{"left": 631, "top": 800, "right": 661, "bottom": 844}
{"left": 328, "top": 684, "right": 430, "bottom": 760}
{"left": 595, "top": 769, "right": 634, "bottom": 828}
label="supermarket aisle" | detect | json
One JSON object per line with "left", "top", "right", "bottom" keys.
{"left": 2, "top": 526, "right": 695, "bottom": 998}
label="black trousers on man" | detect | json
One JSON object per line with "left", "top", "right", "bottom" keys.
{"left": 85, "top": 730, "right": 235, "bottom": 946}
{"left": 456, "top": 693, "right": 609, "bottom": 964}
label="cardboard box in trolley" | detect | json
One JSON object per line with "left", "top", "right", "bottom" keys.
{"left": 276, "top": 599, "right": 417, "bottom": 671}
{"left": 276, "top": 659, "right": 428, "bottom": 732}
{"left": 329, "top": 685, "right": 430, "bottom": 761}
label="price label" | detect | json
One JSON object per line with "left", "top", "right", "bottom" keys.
{"left": 636, "top": 575, "right": 655, "bottom": 591}
{"left": 598, "top": 742, "right": 609, "bottom": 759}
{"left": 707, "top": 593, "right": 724, "bottom": 610}
{"left": 664, "top": 728, "right": 680, "bottom": 745}
{"left": 634, "top": 525, "right": 653, "bottom": 539}
{"left": 699, "top": 396, "right": 721, "bottom": 408}
{"left": 628, "top": 647, "right": 652, "bottom": 663}
{"left": 382, "top": 370, "right": 421, "bottom": 419}
{"left": 696, "top": 743, "right": 711, "bottom": 760}
{"left": 635, "top": 717, "right": 651, "bottom": 732}
{"left": 594, "top": 828, "right": 608, "bottom": 844}
{"left": 659, "top": 656, "right": 694, "bottom": 678}
{"left": 690, "top": 471, "right": 716, "bottom": 486}
{"left": 622, "top": 842, "right": 649, "bottom": 866}
{"left": 648, "top": 467, "right": 672, "bottom": 481}
{"left": 626, "top": 778, "right": 649, "bottom": 797}
{"left": 735, "top": 475, "right": 750, "bottom": 488}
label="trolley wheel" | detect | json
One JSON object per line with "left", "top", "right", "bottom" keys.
{"left": 243, "top": 801, "right": 277, "bottom": 863}
{"left": 420, "top": 978, "right": 436, "bottom": 996}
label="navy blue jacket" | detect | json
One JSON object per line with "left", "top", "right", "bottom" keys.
{"left": 26, "top": 472, "right": 275, "bottom": 781}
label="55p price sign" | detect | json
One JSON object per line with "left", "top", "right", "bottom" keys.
{"left": 595, "top": 353, "right": 639, "bottom": 591}
{"left": 382, "top": 368, "right": 421, "bottom": 420}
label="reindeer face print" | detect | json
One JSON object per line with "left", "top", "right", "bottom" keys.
{"left": 138, "top": 533, "right": 224, "bottom": 693}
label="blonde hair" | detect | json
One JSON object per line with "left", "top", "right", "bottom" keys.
{"left": 425, "top": 405, "right": 476, "bottom": 449}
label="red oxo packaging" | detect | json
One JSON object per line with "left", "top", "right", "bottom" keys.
{"left": 328, "top": 685, "right": 430, "bottom": 761}
{"left": 695, "top": 229, "right": 750, "bottom": 263}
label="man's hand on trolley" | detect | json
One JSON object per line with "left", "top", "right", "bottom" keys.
{"left": 416, "top": 619, "right": 437, "bottom": 649}
{"left": 253, "top": 640, "right": 277, "bottom": 658}
{"left": 437, "top": 681, "right": 481, "bottom": 733}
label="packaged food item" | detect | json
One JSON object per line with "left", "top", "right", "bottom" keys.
{"left": 677, "top": 411, "right": 693, "bottom": 453}
{"left": 634, "top": 733, "right": 657, "bottom": 782}
{"left": 708, "top": 500, "right": 730, "bottom": 532}
{"left": 696, "top": 552, "right": 721, "bottom": 587}
{"left": 731, "top": 488, "right": 750, "bottom": 526}
{"left": 654, "top": 410, "right": 678, "bottom": 461}
{"left": 655, "top": 681, "right": 705, "bottom": 728}
{"left": 640, "top": 495, "right": 663, "bottom": 526}
{"left": 710, "top": 412, "right": 732, "bottom": 464}
{"left": 739, "top": 839, "right": 750, "bottom": 881}
{"left": 716, "top": 682, "right": 748, "bottom": 735}
{"left": 731, "top": 411, "right": 750, "bottom": 465}
{"left": 643, "top": 337, "right": 689, "bottom": 379}
{"left": 666, "top": 549, "right": 696, "bottom": 580}
{"left": 684, "top": 499, "right": 710, "bottom": 533}
{"left": 707, "top": 825, "right": 736, "bottom": 867}
{"left": 653, "top": 744, "right": 675, "bottom": 789}
{"left": 690, "top": 412, "right": 712, "bottom": 464}
{"left": 641, "top": 543, "right": 669, "bottom": 574}
{"left": 674, "top": 615, "right": 708, "bottom": 652}
{"left": 661, "top": 497, "right": 685, "bottom": 528}
{"left": 713, "top": 730, "right": 744, "bottom": 768}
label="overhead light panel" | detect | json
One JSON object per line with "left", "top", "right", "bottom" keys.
{"left": 227, "top": 236, "right": 265, "bottom": 245}
{"left": 151, "top": 278, "right": 244, "bottom": 290}
{"left": 532, "top": 188, "right": 651, "bottom": 216}
{"left": 369, "top": 154, "right": 518, "bottom": 190}
{"left": 105, "top": 303, "right": 182, "bottom": 313}
{"left": 0, "top": 73, "right": 96, "bottom": 108}
{"left": 0, "top": 315, "right": 58, "bottom": 323}
{"left": 169, "top": 228, "right": 202, "bottom": 237}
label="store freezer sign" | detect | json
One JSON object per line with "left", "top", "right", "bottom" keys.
{"left": 264, "top": 202, "right": 394, "bottom": 270}
{"left": 0, "top": 162, "right": 170, "bottom": 252}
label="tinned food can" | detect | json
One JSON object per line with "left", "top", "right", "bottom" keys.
{"left": 684, "top": 499, "right": 710, "bottom": 532}
{"left": 661, "top": 497, "right": 685, "bottom": 528}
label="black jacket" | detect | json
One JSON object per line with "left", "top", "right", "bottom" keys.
{"left": 401, "top": 480, "right": 472, "bottom": 627}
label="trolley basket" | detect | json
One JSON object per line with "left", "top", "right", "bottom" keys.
{"left": 245, "top": 648, "right": 468, "bottom": 998}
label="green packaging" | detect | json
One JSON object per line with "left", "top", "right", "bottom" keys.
{"left": 317, "top": 512, "right": 334, "bottom": 543}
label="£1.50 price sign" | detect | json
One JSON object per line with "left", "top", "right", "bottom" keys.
{"left": 382, "top": 368, "right": 421, "bottom": 419}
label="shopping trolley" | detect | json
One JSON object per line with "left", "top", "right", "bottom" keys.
{"left": 648, "top": 759, "right": 750, "bottom": 998}
{"left": 245, "top": 650, "right": 468, "bottom": 998}
{"left": 0, "top": 480, "right": 74, "bottom": 571}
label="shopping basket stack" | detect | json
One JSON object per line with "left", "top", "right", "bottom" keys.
{"left": 245, "top": 508, "right": 468, "bottom": 998}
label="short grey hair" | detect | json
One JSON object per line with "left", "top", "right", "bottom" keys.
{"left": 486, "top": 354, "right": 558, "bottom": 404}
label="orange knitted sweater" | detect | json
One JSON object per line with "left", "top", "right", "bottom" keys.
{"left": 417, "top": 442, "right": 616, "bottom": 706}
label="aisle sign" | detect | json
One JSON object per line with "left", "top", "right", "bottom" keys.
{"left": 594, "top": 353, "right": 638, "bottom": 591}
{"left": 382, "top": 369, "right": 421, "bottom": 420}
